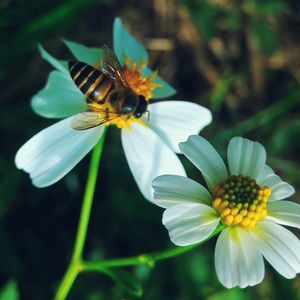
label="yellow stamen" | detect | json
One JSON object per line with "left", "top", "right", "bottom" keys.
{"left": 221, "top": 208, "right": 231, "bottom": 217}
{"left": 122, "top": 57, "right": 161, "bottom": 101}
{"left": 233, "top": 214, "right": 243, "bottom": 225}
{"left": 212, "top": 175, "right": 272, "bottom": 230}
{"left": 219, "top": 200, "right": 229, "bottom": 210}
{"left": 224, "top": 215, "right": 234, "bottom": 225}
{"left": 212, "top": 198, "right": 222, "bottom": 209}
{"left": 231, "top": 208, "right": 239, "bottom": 216}
{"left": 240, "top": 209, "right": 248, "bottom": 217}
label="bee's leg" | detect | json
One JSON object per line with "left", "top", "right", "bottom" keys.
{"left": 105, "top": 107, "right": 109, "bottom": 119}
{"left": 146, "top": 110, "right": 150, "bottom": 121}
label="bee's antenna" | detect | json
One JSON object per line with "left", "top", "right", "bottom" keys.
{"left": 146, "top": 110, "right": 150, "bottom": 121}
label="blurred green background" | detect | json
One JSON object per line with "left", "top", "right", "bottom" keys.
{"left": 1, "top": 0, "right": 300, "bottom": 299}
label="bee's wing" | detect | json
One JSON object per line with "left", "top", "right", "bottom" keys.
{"left": 71, "top": 111, "right": 122, "bottom": 130}
{"left": 71, "top": 111, "right": 103, "bottom": 130}
{"left": 101, "top": 45, "right": 129, "bottom": 87}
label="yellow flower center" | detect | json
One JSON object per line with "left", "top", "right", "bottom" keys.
{"left": 90, "top": 58, "right": 161, "bottom": 129}
{"left": 123, "top": 58, "right": 161, "bottom": 102}
{"left": 212, "top": 175, "right": 271, "bottom": 229}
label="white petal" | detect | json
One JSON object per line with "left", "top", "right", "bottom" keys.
{"left": 162, "top": 203, "right": 219, "bottom": 246}
{"left": 256, "top": 164, "right": 274, "bottom": 184}
{"left": 145, "top": 101, "right": 212, "bottom": 153}
{"left": 31, "top": 71, "right": 87, "bottom": 118}
{"left": 259, "top": 174, "right": 295, "bottom": 201}
{"left": 251, "top": 221, "right": 300, "bottom": 279}
{"left": 267, "top": 201, "right": 300, "bottom": 229}
{"left": 15, "top": 117, "right": 103, "bottom": 187}
{"left": 121, "top": 123, "right": 186, "bottom": 201}
{"left": 152, "top": 175, "right": 212, "bottom": 208}
{"left": 179, "top": 135, "right": 227, "bottom": 190}
{"left": 215, "top": 227, "right": 264, "bottom": 288}
{"left": 227, "top": 137, "right": 266, "bottom": 180}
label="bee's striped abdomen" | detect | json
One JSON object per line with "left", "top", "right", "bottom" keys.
{"left": 68, "top": 61, "right": 113, "bottom": 104}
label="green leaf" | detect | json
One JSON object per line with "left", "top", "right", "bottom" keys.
{"left": 142, "top": 67, "right": 176, "bottom": 99}
{"left": 63, "top": 39, "right": 103, "bottom": 66}
{"left": 38, "top": 44, "right": 68, "bottom": 73}
{"left": 113, "top": 17, "right": 148, "bottom": 66}
{"left": 31, "top": 70, "right": 86, "bottom": 118}
{"left": 102, "top": 268, "right": 143, "bottom": 298}
{"left": 0, "top": 280, "right": 19, "bottom": 300}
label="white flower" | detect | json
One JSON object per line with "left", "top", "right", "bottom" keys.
{"left": 15, "top": 18, "right": 212, "bottom": 201}
{"left": 152, "top": 135, "right": 300, "bottom": 287}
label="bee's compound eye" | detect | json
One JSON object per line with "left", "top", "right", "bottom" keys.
{"left": 123, "top": 93, "right": 138, "bottom": 113}
{"left": 134, "top": 95, "right": 147, "bottom": 118}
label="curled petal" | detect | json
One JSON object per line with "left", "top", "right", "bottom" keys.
{"left": 15, "top": 117, "right": 103, "bottom": 187}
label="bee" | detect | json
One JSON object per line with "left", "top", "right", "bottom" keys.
{"left": 68, "top": 45, "right": 148, "bottom": 130}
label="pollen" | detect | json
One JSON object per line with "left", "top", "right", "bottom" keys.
{"left": 123, "top": 57, "right": 162, "bottom": 101}
{"left": 212, "top": 175, "right": 271, "bottom": 229}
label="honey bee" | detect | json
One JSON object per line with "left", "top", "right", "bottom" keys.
{"left": 68, "top": 45, "right": 148, "bottom": 130}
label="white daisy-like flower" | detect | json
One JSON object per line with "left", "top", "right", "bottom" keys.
{"left": 152, "top": 135, "right": 300, "bottom": 287}
{"left": 15, "top": 18, "right": 212, "bottom": 201}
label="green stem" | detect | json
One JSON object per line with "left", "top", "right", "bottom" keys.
{"left": 55, "top": 128, "right": 107, "bottom": 300}
{"left": 54, "top": 260, "right": 83, "bottom": 300}
{"left": 83, "top": 225, "right": 224, "bottom": 271}
{"left": 72, "top": 129, "right": 107, "bottom": 260}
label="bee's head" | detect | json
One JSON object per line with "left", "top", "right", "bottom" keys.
{"left": 112, "top": 89, "right": 147, "bottom": 117}
{"left": 134, "top": 95, "right": 147, "bottom": 118}
{"left": 122, "top": 90, "right": 139, "bottom": 114}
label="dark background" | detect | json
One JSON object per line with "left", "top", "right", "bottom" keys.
{"left": 1, "top": 0, "right": 300, "bottom": 299}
